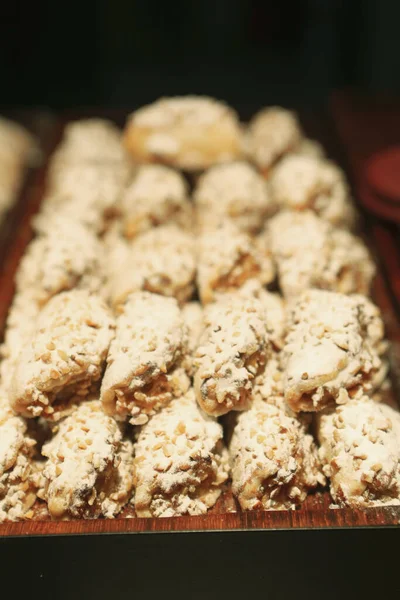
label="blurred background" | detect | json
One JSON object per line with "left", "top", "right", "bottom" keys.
{"left": 1, "top": 0, "right": 400, "bottom": 113}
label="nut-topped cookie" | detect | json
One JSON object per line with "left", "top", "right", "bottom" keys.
{"left": 50, "top": 118, "right": 127, "bottom": 171}
{"left": 194, "top": 295, "right": 270, "bottom": 416}
{"left": 121, "top": 164, "right": 191, "bottom": 239}
{"left": 267, "top": 211, "right": 375, "bottom": 298}
{"left": 133, "top": 389, "right": 229, "bottom": 517}
{"left": 9, "top": 291, "right": 115, "bottom": 420}
{"left": 230, "top": 396, "right": 324, "bottom": 510}
{"left": 194, "top": 161, "right": 275, "bottom": 234}
{"left": 270, "top": 155, "right": 356, "bottom": 228}
{"left": 15, "top": 216, "right": 105, "bottom": 307}
{"left": 196, "top": 221, "right": 275, "bottom": 304}
{"left": 41, "top": 399, "right": 134, "bottom": 519}
{"left": 0, "top": 391, "right": 40, "bottom": 522}
{"left": 109, "top": 224, "right": 196, "bottom": 307}
{"left": 317, "top": 398, "right": 400, "bottom": 508}
{"left": 282, "top": 290, "right": 387, "bottom": 412}
{"left": 124, "top": 96, "right": 242, "bottom": 171}
{"left": 42, "top": 161, "right": 132, "bottom": 234}
{"left": 245, "top": 107, "right": 302, "bottom": 176}
{"left": 101, "top": 292, "right": 189, "bottom": 425}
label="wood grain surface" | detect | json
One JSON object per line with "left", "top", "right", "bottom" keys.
{"left": 0, "top": 102, "right": 399, "bottom": 537}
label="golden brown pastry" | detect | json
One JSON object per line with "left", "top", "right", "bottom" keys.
{"left": 123, "top": 96, "right": 242, "bottom": 171}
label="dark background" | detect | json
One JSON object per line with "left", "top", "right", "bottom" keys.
{"left": 1, "top": 0, "right": 400, "bottom": 113}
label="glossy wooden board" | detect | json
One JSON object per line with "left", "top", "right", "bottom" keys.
{"left": 0, "top": 104, "right": 399, "bottom": 536}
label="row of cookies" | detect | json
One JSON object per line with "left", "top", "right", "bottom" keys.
{"left": 2, "top": 283, "right": 399, "bottom": 518}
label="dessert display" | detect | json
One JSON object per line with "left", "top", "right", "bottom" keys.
{"left": 0, "top": 100, "right": 399, "bottom": 524}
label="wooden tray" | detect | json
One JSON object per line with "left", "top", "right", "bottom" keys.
{"left": 0, "top": 104, "right": 399, "bottom": 539}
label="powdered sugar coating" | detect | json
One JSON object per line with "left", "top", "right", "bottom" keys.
{"left": 230, "top": 397, "right": 324, "bottom": 510}
{"left": 194, "top": 161, "right": 275, "bottom": 234}
{"left": 110, "top": 224, "right": 196, "bottom": 307}
{"left": 124, "top": 96, "right": 242, "bottom": 170}
{"left": 317, "top": 398, "right": 400, "bottom": 507}
{"left": 270, "top": 155, "right": 356, "bottom": 228}
{"left": 121, "top": 164, "right": 191, "bottom": 238}
{"left": 133, "top": 389, "right": 229, "bottom": 517}
{"left": 54, "top": 118, "right": 125, "bottom": 163}
{"left": 9, "top": 291, "right": 115, "bottom": 420}
{"left": 101, "top": 292, "right": 189, "bottom": 424}
{"left": 282, "top": 290, "right": 387, "bottom": 412}
{"left": 41, "top": 399, "right": 134, "bottom": 519}
{"left": 268, "top": 211, "right": 375, "bottom": 298}
{"left": 42, "top": 161, "right": 132, "bottom": 234}
{"left": 15, "top": 217, "right": 105, "bottom": 307}
{"left": 196, "top": 222, "right": 275, "bottom": 304}
{"left": 194, "top": 295, "right": 270, "bottom": 416}
{"left": 245, "top": 107, "right": 302, "bottom": 173}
